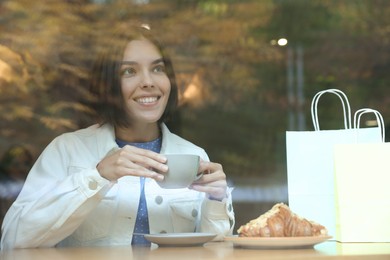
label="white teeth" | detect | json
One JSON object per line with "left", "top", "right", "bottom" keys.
{"left": 136, "top": 97, "right": 158, "bottom": 104}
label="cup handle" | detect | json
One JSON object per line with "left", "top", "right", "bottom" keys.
{"left": 195, "top": 172, "right": 204, "bottom": 181}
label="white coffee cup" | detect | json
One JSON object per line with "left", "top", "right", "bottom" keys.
{"left": 157, "top": 154, "right": 201, "bottom": 189}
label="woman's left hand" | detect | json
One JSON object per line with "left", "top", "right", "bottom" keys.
{"left": 189, "top": 160, "right": 227, "bottom": 201}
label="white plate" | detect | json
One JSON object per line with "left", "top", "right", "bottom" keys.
{"left": 144, "top": 233, "right": 217, "bottom": 247}
{"left": 224, "top": 235, "right": 332, "bottom": 249}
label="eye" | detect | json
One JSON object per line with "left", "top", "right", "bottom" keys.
{"left": 152, "top": 64, "right": 166, "bottom": 73}
{"left": 120, "top": 67, "right": 136, "bottom": 77}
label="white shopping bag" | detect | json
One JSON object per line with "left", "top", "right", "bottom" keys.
{"left": 334, "top": 109, "right": 390, "bottom": 242}
{"left": 286, "top": 89, "right": 383, "bottom": 238}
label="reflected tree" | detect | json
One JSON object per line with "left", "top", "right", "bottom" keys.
{"left": 0, "top": 0, "right": 388, "bottom": 180}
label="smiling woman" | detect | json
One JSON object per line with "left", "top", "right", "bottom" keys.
{"left": 0, "top": 24, "right": 235, "bottom": 250}
{"left": 88, "top": 25, "right": 178, "bottom": 131}
{"left": 118, "top": 39, "right": 171, "bottom": 131}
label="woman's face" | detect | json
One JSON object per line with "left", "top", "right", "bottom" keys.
{"left": 120, "top": 38, "right": 171, "bottom": 125}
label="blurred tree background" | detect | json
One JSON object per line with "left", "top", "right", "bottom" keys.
{"left": 1, "top": 0, "right": 389, "bottom": 226}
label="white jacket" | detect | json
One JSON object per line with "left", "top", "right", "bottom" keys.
{"left": 1, "top": 124, "right": 234, "bottom": 250}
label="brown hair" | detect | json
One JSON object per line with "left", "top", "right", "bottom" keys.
{"left": 88, "top": 24, "right": 178, "bottom": 128}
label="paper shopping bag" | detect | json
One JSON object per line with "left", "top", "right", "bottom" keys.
{"left": 333, "top": 142, "right": 390, "bottom": 242}
{"left": 286, "top": 89, "right": 383, "bottom": 238}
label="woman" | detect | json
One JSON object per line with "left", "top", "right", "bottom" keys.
{"left": 0, "top": 24, "right": 234, "bottom": 250}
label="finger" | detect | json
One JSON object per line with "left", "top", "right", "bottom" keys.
{"left": 123, "top": 145, "right": 167, "bottom": 163}
{"left": 121, "top": 146, "right": 168, "bottom": 173}
{"left": 193, "top": 170, "right": 226, "bottom": 185}
{"left": 198, "top": 161, "right": 222, "bottom": 174}
{"left": 115, "top": 156, "right": 165, "bottom": 180}
{"left": 195, "top": 179, "right": 227, "bottom": 188}
{"left": 123, "top": 166, "right": 165, "bottom": 181}
{"left": 189, "top": 183, "right": 227, "bottom": 200}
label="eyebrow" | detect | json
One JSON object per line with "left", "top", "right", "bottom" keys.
{"left": 120, "top": 58, "right": 164, "bottom": 66}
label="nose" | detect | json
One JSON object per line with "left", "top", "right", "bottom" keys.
{"left": 140, "top": 70, "right": 154, "bottom": 88}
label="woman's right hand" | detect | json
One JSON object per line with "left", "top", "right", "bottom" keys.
{"left": 96, "top": 145, "right": 168, "bottom": 182}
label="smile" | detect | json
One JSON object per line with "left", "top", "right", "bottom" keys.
{"left": 135, "top": 96, "right": 159, "bottom": 104}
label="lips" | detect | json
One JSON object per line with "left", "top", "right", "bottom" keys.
{"left": 135, "top": 96, "right": 159, "bottom": 104}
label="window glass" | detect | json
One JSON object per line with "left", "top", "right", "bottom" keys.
{"left": 0, "top": 0, "right": 389, "bottom": 230}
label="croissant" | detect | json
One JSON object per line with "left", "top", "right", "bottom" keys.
{"left": 237, "top": 203, "right": 328, "bottom": 237}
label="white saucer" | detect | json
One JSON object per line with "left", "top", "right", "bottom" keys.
{"left": 144, "top": 233, "right": 217, "bottom": 247}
